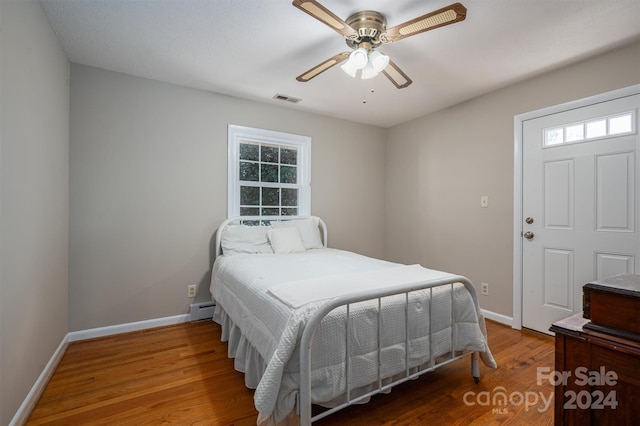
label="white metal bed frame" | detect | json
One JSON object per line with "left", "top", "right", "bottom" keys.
{"left": 214, "top": 216, "right": 483, "bottom": 425}
{"left": 298, "top": 276, "right": 481, "bottom": 425}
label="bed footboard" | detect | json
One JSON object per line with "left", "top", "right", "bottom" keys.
{"left": 298, "top": 276, "right": 483, "bottom": 425}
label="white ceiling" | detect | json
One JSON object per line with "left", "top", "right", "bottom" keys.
{"left": 40, "top": 0, "right": 640, "bottom": 128}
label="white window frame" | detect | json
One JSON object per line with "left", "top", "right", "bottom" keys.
{"left": 227, "top": 124, "right": 311, "bottom": 218}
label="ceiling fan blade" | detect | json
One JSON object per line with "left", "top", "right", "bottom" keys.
{"left": 296, "top": 52, "right": 350, "bottom": 82}
{"left": 382, "top": 60, "right": 413, "bottom": 89}
{"left": 382, "top": 2, "right": 467, "bottom": 43}
{"left": 292, "top": 0, "right": 356, "bottom": 38}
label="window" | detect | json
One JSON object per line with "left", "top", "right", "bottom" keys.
{"left": 543, "top": 111, "right": 635, "bottom": 147}
{"left": 228, "top": 125, "right": 311, "bottom": 218}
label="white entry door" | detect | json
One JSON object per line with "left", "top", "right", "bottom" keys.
{"left": 522, "top": 94, "right": 640, "bottom": 334}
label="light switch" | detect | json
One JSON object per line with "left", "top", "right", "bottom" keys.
{"left": 480, "top": 196, "right": 489, "bottom": 208}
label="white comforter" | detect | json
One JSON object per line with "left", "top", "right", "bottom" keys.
{"left": 209, "top": 248, "right": 496, "bottom": 424}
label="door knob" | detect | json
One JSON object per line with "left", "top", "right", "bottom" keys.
{"left": 523, "top": 231, "right": 534, "bottom": 240}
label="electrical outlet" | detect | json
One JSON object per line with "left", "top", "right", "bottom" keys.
{"left": 480, "top": 196, "right": 489, "bottom": 208}
{"left": 187, "top": 285, "right": 196, "bottom": 298}
{"left": 481, "top": 282, "right": 489, "bottom": 296}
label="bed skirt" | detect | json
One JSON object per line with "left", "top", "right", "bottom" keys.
{"left": 214, "top": 304, "right": 268, "bottom": 389}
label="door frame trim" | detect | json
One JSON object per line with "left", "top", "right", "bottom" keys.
{"left": 512, "top": 84, "right": 640, "bottom": 330}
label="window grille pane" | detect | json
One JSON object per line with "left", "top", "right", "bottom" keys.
{"left": 545, "top": 128, "right": 564, "bottom": 146}
{"left": 239, "top": 161, "right": 259, "bottom": 181}
{"left": 262, "top": 187, "right": 280, "bottom": 206}
{"left": 281, "top": 188, "right": 298, "bottom": 206}
{"left": 609, "top": 114, "right": 632, "bottom": 135}
{"left": 240, "top": 207, "right": 259, "bottom": 216}
{"left": 262, "top": 207, "right": 279, "bottom": 216}
{"left": 239, "top": 143, "right": 259, "bottom": 161}
{"left": 261, "top": 145, "right": 279, "bottom": 163}
{"left": 240, "top": 186, "right": 260, "bottom": 205}
{"left": 281, "top": 166, "right": 297, "bottom": 184}
{"left": 282, "top": 208, "right": 298, "bottom": 216}
{"left": 281, "top": 148, "right": 297, "bottom": 165}
{"left": 261, "top": 164, "right": 279, "bottom": 183}
{"left": 565, "top": 124, "right": 584, "bottom": 142}
{"left": 586, "top": 120, "right": 607, "bottom": 138}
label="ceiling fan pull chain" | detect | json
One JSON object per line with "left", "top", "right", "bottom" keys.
{"left": 362, "top": 85, "right": 375, "bottom": 104}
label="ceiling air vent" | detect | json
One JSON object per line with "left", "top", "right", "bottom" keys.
{"left": 273, "top": 94, "right": 302, "bottom": 104}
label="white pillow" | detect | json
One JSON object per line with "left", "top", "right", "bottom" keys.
{"left": 270, "top": 218, "right": 323, "bottom": 250}
{"left": 268, "top": 227, "right": 306, "bottom": 254}
{"left": 221, "top": 225, "right": 274, "bottom": 256}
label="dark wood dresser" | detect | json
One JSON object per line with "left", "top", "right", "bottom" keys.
{"left": 550, "top": 275, "right": 640, "bottom": 425}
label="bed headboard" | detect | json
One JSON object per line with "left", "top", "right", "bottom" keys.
{"left": 214, "top": 216, "right": 328, "bottom": 258}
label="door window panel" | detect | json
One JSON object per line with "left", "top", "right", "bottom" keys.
{"left": 544, "top": 111, "right": 635, "bottom": 147}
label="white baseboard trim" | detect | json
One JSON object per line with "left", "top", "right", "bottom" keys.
{"left": 480, "top": 309, "right": 513, "bottom": 327}
{"left": 11, "top": 314, "right": 191, "bottom": 425}
{"left": 9, "top": 334, "right": 69, "bottom": 426}
{"left": 68, "top": 314, "right": 191, "bottom": 342}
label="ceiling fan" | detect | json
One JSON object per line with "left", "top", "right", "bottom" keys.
{"left": 292, "top": 0, "right": 467, "bottom": 89}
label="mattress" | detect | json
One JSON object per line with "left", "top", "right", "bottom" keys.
{"left": 210, "top": 248, "right": 495, "bottom": 424}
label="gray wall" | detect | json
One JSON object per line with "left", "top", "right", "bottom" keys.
{"left": 0, "top": 1, "right": 70, "bottom": 424}
{"left": 386, "top": 40, "right": 640, "bottom": 318}
{"left": 69, "top": 64, "right": 387, "bottom": 331}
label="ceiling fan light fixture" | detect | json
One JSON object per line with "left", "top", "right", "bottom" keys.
{"left": 348, "top": 47, "right": 368, "bottom": 69}
{"left": 361, "top": 63, "right": 378, "bottom": 80}
{"left": 342, "top": 47, "right": 388, "bottom": 79}
{"left": 368, "top": 50, "right": 389, "bottom": 73}
{"left": 340, "top": 60, "right": 358, "bottom": 78}
{"left": 341, "top": 47, "right": 368, "bottom": 78}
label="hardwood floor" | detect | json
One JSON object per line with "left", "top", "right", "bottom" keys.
{"left": 27, "top": 320, "right": 554, "bottom": 425}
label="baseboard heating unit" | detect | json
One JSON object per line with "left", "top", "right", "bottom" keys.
{"left": 190, "top": 302, "right": 215, "bottom": 321}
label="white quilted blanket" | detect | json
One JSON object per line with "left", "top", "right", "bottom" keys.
{"left": 268, "top": 263, "right": 458, "bottom": 308}
{"left": 209, "top": 248, "right": 496, "bottom": 424}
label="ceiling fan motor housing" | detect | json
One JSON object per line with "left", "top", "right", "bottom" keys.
{"left": 345, "top": 10, "right": 387, "bottom": 49}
